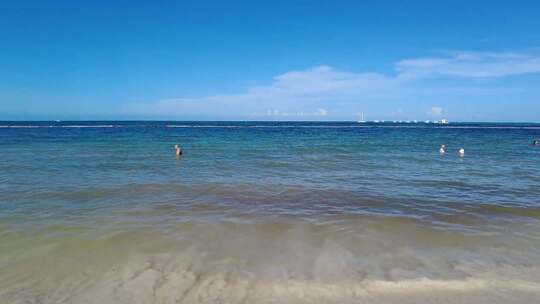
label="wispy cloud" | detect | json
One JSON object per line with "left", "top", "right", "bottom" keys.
{"left": 397, "top": 51, "right": 540, "bottom": 78}
{"left": 427, "top": 106, "right": 444, "bottom": 117}
{"left": 251, "top": 108, "right": 328, "bottom": 118}
{"left": 128, "top": 50, "right": 540, "bottom": 119}
{"left": 129, "top": 65, "right": 399, "bottom": 117}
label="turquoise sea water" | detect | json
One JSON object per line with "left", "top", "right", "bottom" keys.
{"left": 1, "top": 121, "right": 540, "bottom": 303}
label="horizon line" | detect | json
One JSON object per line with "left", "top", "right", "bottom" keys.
{"left": 1, "top": 119, "right": 540, "bottom": 124}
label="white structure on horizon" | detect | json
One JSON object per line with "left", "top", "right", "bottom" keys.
{"left": 358, "top": 112, "right": 366, "bottom": 123}
{"left": 432, "top": 119, "right": 449, "bottom": 124}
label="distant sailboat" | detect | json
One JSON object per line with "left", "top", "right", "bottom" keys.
{"left": 358, "top": 112, "right": 366, "bottom": 123}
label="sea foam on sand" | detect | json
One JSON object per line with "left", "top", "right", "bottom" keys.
{"left": 68, "top": 252, "right": 540, "bottom": 304}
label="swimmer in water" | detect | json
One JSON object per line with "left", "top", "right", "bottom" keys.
{"left": 439, "top": 144, "right": 446, "bottom": 154}
{"left": 458, "top": 148, "right": 465, "bottom": 157}
{"left": 174, "top": 144, "right": 183, "bottom": 156}
{"left": 533, "top": 139, "right": 540, "bottom": 146}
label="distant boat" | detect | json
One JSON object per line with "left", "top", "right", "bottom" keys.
{"left": 358, "top": 112, "right": 366, "bottom": 123}
{"left": 433, "top": 119, "right": 449, "bottom": 125}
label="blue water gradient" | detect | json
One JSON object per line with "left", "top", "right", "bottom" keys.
{"left": 1, "top": 121, "right": 539, "bottom": 230}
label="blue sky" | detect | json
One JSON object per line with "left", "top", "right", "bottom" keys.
{"left": 1, "top": 1, "right": 540, "bottom": 121}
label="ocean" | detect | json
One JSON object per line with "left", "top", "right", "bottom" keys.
{"left": 1, "top": 121, "right": 540, "bottom": 303}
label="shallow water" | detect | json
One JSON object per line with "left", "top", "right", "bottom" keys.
{"left": 1, "top": 121, "right": 540, "bottom": 303}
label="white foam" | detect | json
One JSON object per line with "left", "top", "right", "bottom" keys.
{"left": 61, "top": 125, "right": 115, "bottom": 128}
{"left": 68, "top": 266, "right": 540, "bottom": 304}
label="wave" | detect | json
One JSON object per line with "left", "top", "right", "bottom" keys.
{"left": 474, "top": 204, "right": 540, "bottom": 219}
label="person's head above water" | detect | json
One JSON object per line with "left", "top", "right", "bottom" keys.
{"left": 533, "top": 140, "right": 540, "bottom": 146}
{"left": 458, "top": 148, "right": 465, "bottom": 156}
{"left": 174, "top": 144, "right": 182, "bottom": 156}
{"left": 439, "top": 145, "right": 446, "bottom": 154}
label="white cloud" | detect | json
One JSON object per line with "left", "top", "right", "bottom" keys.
{"left": 129, "top": 65, "right": 399, "bottom": 117}
{"left": 397, "top": 51, "right": 540, "bottom": 78}
{"left": 128, "top": 50, "right": 540, "bottom": 119}
{"left": 427, "top": 106, "right": 444, "bottom": 116}
{"left": 251, "top": 108, "right": 328, "bottom": 118}
{"left": 315, "top": 108, "right": 328, "bottom": 116}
